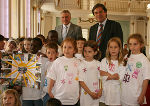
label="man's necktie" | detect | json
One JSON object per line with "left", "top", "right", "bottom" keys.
{"left": 63, "top": 25, "right": 68, "bottom": 40}
{"left": 96, "top": 24, "right": 103, "bottom": 46}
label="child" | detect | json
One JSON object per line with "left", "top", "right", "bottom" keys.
{"left": 23, "top": 38, "right": 32, "bottom": 53}
{"left": 42, "top": 42, "right": 58, "bottom": 106}
{"left": 79, "top": 40, "right": 102, "bottom": 106}
{"left": 75, "top": 37, "right": 86, "bottom": 60}
{"left": 5, "top": 39, "right": 17, "bottom": 53}
{"left": 0, "top": 34, "right": 5, "bottom": 52}
{"left": 100, "top": 37, "right": 125, "bottom": 106}
{"left": 22, "top": 38, "right": 43, "bottom": 106}
{"left": 48, "top": 38, "right": 80, "bottom": 106}
{"left": 46, "top": 98, "right": 62, "bottom": 106}
{"left": 0, "top": 34, "right": 5, "bottom": 82}
{"left": 1, "top": 89, "right": 21, "bottom": 106}
{"left": 122, "top": 43, "right": 129, "bottom": 57}
{"left": 47, "top": 30, "right": 62, "bottom": 57}
{"left": 16, "top": 38, "right": 25, "bottom": 53}
{"left": 121, "top": 33, "right": 150, "bottom": 106}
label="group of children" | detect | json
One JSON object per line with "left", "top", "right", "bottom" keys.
{"left": 0, "top": 32, "right": 150, "bottom": 106}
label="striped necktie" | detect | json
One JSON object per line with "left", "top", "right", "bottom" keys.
{"left": 96, "top": 24, "right": 103, "bottom": 46}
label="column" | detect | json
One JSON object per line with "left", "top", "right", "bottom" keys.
{"left": 130, "top": 16, "right": 136, "bottom": 35}
{"left": 82, "top": 0, "right": 89, "bottom": 10}
{"left": 20, "top": 0, "right": 25, "bottom": 38}
{"left": 10, "top": 0, "right": 19, "bottom": 38}
{"left": 0, "top": 0, "right": 9, "bottom": 38}
{"left": 146, "top": 7, "right": 150, "bottom": 59}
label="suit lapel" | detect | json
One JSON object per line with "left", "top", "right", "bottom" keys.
{"left": 59, "top": 25, "right": 63, "bottom": 39}
{"left": 100, "top": 20, "right": 110, "bottom": 42}
{"left": 93, "top": 23, "right": 99, "bottom": 41}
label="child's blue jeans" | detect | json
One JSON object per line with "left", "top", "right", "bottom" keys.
{"left": 43, "top": 93, "right": 50, "bottom": 106}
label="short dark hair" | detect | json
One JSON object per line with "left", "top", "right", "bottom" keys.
{"left": 0, "top": 34, "right": 5, "bottom": 41}
{"left": 46, "top": 98, "right": 62, "bottom": 106}
{"left": 45, "top": 42, "right": 58, "bottom": 53}
{"left": 92, "top": 3, "right": 107, "bottom": 15}
{"left": 33, "top": 37, "right": 43, "bottom": 49}
{"left": 76, "top": 37, "right": 86, "bottom": 42}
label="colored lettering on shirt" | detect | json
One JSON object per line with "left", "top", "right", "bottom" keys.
{"left": 109, "top": 63, "right": 115, "bottom": 72}
{"left": 136, "top": 62, "right": 142, "bottom": 68}
{"left": 123, "top": 73, "right": 130, "bottom": 83}
{"left": 84, "top": 91, "right": 87, "bottom": 95}
{"left": 44, "top": 79, "right": 47, "bottom": 86}
{"left": 132, "top": 69, "right": 140, "bottom": 79}
{"left": 97, "top": 66, "right": 100, "bottom": 71}
{"left": 68, "top": 80, "right": 72, "bottom": 84}
{"left": 64, "top": 65, "right": 68, "bottom": 71}
{"left": 83, "top": 68, "right": 87, "bottom": 72}
{"left": 93, "top": 82, "right": 99, "bottom": 93}
{"left": 127, "top": 64, "right": 133, "bottom": 72}
{"left": 75, "top": 77, "right": 79, "bottom": 81}
{"left": 67, "top": 73, "right": 74, "bottom": 84}
{"left": 61, "top": 79, "right": 65, "bottom": 84}
{"left": 74, "top": 62, "right": 78, "bottom": 67}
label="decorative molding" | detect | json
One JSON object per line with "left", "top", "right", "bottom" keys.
{"left": 79, "top": 17, "right": 97, "bottom": 23}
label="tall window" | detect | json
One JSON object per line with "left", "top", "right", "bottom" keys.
{"left": 0, "top": 0, "right": 9, "bottom": 38}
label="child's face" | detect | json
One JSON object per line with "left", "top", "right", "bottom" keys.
{"left": 48, "top": 33, "right": 58, "bottom": 43}
{"left": 84, "top": 46, "right": 97, "bottom": 61}
{"left": 7, "top": 42, "right": 16, "bottom": 51}
{"left": 108, "top": 41, "right": 120, "bottom": 58}
{"left": 128, "top": 38, "right": 142, "bottom": 54}
{"left": 30, "top": 40, "right": 41, "bottom": 54}
{"left": 62, "top": 42, "right": 75, "bottom": 58}
{"left": 76, "top": 40, "right": 85, "bottom": 52}
{"left": 3, "top": 93, "right": 16, "bottom": 106}
{"left": 0, "top": 41, "right": 5, "bottom": 50}
{"left": 46, "top": 48, "right": 58, "bottom": 62}
{"left": 24, "top": 40, "right": 31, "bottom": 52}
{"left": 18, "top": 41, "right": 24, "bottom": 51}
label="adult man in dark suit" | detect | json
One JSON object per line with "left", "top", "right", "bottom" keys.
{"left": 55, "top": 10, "right": 82, "bottom": 44}
{"left": 89, "top": 3, "right": 123, "bottom": 61}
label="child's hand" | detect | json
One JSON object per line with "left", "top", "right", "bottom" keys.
{"left": 89, "top": 92, "right": 98, "bottom": 99}
{"left": 97, "top": 90, "right": 102, "bottom": 98}
{"left": 107, "top": 74, "right": 112, "bottom": 80}
{"left": 137, "top": 95, "right": 144, "bottom": 105}
{"left": 49, "top": 92, "right": 54, "bottom": 98}
{"left": 112, "top": 73, "right": 119, "bottom": 80}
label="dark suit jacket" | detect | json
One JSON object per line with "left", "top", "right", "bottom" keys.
{"left": 89, "top": 19, "right": 123, "bottom": 61}
{"left": 55, "top": 23, "right": 82, "bottom": 44}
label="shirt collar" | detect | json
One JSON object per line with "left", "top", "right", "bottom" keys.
{"left": 99, "top": 18, "right": 107, "bottom": 27}
{"left": 63, "top": 23, "right": 71, "bottom": 28}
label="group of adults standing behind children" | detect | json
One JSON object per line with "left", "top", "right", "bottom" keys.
{"left": 56, "top": 3, "right": 123, "bottom": 61}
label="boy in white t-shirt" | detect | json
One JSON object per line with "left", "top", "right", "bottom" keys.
{"left": 22, "top": 38, "right": 43, "bottom": 106}
{"left": 42, "top": 42, "right": 58, "bottom": 106}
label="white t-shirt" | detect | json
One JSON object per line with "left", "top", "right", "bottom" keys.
{"left": 47, "top": 56, "right": 80, "bottom": 105}
{"left": 79, "top": 59, "right": 101, "bottom": 106}
{"left": 121, "top": 53, "right": 150, "bottom": 105}
{"left": 42, "top": 61, "right": 53, "bottom": 96}
{"left": 75, "top": 53, "right": 84, "bottom": 60}
{"left": 22, "top": 56, "right": 49, "bottom": 100}
{"left": 101, "top": 58, "right": 125, "bottom": 105}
